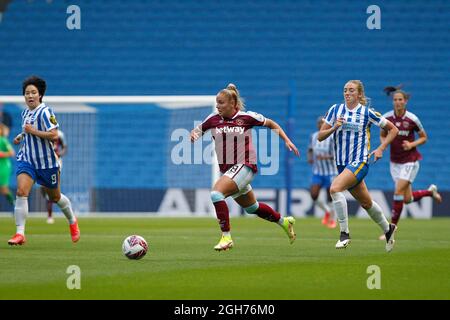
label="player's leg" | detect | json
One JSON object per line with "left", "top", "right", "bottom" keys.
{"left": 311, "top": 177, "right": 331, "bottom": 225}
{"left": 350, "top": 181, "right": 396, "bottom": 252}
{"left": 391, "top": 179, "right": 410, "bottom": 225}
{"left": 329, "top": 168, "right": 357, "bottom": 248}
{"left": 8, "top": 172, "right": 34, "bottom": 245}
{"left": 40, "top": 186, "right": 54, "bottom": 224}
{"left": 326, "top": 184, "right": 336, "bottom": 228}
{"left": 41, "top": 169, "right": 79, "bottom": 242}
{"left": 235, "top": 189, "right": 296, "bottom": 244}
{"left": 210, "top": 170, "right": 240, "bottom": 251}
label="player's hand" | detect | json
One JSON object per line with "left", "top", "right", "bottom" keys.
{"left": 334, "top": 117, "right": 345, "bottom": 130}
{"left": 402, "top": 140, "right": 413, "bottom": 151}
{"left": 23, "top": 124, "right": 36, "bottom": 135}
{"left": 190, "top": 128, "right": 201, "bottom": 142}
{"left": 286, "top": 141, "right": 300, "bottom": 157}
{"left": 13, "top": 133, "right": 24, "bottom": 145}
{"left": 369, "top": 148, "right": 383, "bottom": 163}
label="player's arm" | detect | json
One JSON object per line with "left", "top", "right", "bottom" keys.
{"left": 402, "top": 129, "right": 427, "bottom": 151}
{"left": 318, "top": 117, "right": 344, "bottom": 141}
{"left": 23, "top": 124, "right": 58, "bottom": 141}
{"left": 13, "top": 132, "right": 25, "bottom": 145}
{"left": 264, "top": 118, "right": 299, "bottom": 156}
{"left": 380, "top": 125, "right": 388, "bottom": 145}
{"left": 371, "top": 119, "right": 398, "bottom": 162}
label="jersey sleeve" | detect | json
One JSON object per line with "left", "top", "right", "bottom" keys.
{"left": 58, "top": 131, "right": 67, "bottom": 146}
{"left": 42, "top": 108, "right": 59, "bottom": 131}
{"left": 308, "top": 134, "right": 313, "bottom": 150}
{"left": 368, "top": 108, "right": 387, "bottom": 128}
{"left": 323, "top": 104, "right": 337, "bottom": 126}
{"left": 245, "top": 111, "right": 266, "bottom": 127}
{"left": 412, "top": 115, "right": 424, "bottom": 132}
{"left": 199, "top": 113, "right": 216, "bottom": 132}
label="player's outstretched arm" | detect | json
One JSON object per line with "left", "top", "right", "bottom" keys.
{"left": 24, "top": 125, "right": 58, "bottom": 141}
{"left": 371, "top": 119, "right": 399, "bottom": 162}
{"left": 264, "top": 118, "right": 299, "bottom": 156}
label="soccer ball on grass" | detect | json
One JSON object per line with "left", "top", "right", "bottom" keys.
{"left": 122, "top": 235, "right": 148, "bottom": 260}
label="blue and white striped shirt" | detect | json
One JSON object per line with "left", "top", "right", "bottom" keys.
{"left": 17, "top": 103, "right": 60, "bottom": 169}
{"left": 309, "top": 131, "right": 338, "bottom": 176}
{"left": 324, "top": 103, "right": 387, "bottom": 166}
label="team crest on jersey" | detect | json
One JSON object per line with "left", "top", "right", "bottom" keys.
{"left": 49, "top": 115, "right": 58, "bottom": 125}
{"left": 235, "top": 119, "right": 244, "bottom": 126}
{"left": 403, "top": 121, "right": 409, "bottom": 128}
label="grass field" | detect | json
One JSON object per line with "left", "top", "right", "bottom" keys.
{"left": 0, "top": 216, "right": 449, "bottom": 300}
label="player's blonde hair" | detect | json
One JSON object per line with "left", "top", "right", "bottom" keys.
{"left": 347, "top": 80, "right": 367, "bottom": 106}
{"left": 219, "top": 83, "right": 245, "bottom": 111}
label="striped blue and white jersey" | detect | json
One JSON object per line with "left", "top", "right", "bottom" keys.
{"left": 309, "top": 131, "right": 338, "bottom": 176}
{"left": 17, "top": 103, "right": 60, "bottom": 169}
{"left": 324, "top": 103, "right": 387, "bottom": 166}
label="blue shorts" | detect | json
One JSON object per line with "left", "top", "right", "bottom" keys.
{"left": 16, "top": 161, "right": 59, "bottom": 189}
{"left": 311, "top": 174, "right": 334, "bottom": 188}
{"left": 337, "top": 161, "right": 369, "bottom": 189}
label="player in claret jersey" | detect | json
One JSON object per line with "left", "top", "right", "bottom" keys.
{"left": 378, "top": 86, "right": 442, "bottom": 240}
{"left": 190, "top": 83, "right": 299, "bottom": 251}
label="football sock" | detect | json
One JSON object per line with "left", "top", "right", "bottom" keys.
{"left": 14, "top": 196, "right": 28, "bottom": 235}
{"left": 47, "top": 200, "right": 53, "bottom": 217}
{"left": 366, "top": 201, "right": 390, "bottom": 233}
{"left": 407, "top": 190, "right": 432, "bottom": 203}
{"left": 391, "top": 195, "right": 404, "bottom": 225}
{"left": 57, "top": 194, "right": 76, "bottom": 224}
{"left": 331, "top": 192, "right": 349, "bottom": 233}
{"left": 211, "top": 191, "right": 230, "bottom": 232}
{"left": 254, "top": 202, "right": 281, "bottom": 223}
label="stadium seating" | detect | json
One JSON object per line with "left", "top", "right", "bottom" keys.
{"left": 0, "top": 0, "right": 448, "bottom": 198}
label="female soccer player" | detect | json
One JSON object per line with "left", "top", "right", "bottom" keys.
{"left": 8, "top": 76, "right": 80, "bottom": 245}
{"left": 0, "top": 124, "right": 15, "bottom": 207}
{"left": 190, "top": 83, "right": 299, "bottom": 251}
{"left": 318, "top": 80, "right": 399, "bottom": 252}
{"left": 378, "top": 86, "right": 442, "bottom": 240}
{"left": 307, "top": 116, "right": 337, "bottom": 228}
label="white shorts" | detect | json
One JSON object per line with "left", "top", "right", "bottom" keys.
{"left": 390, "top": 161, "right": 420, "bottom": 183}
{"left": 223, "top": 164, "right": 254, "bottom": 199}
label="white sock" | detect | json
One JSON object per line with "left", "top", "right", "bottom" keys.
{"left": 331, "top": 192, "right": 349, "bottom": 233}
{"left": 57, "top": 194, "right": 76, "bottom": 224}
{"left": 277, "top": 217, "right": 284, "bottom": 225}
{"left": 222, "top": 231, "right": 231, "bottom": 237}
{"left": 366, "top": 201, "right": 390, "bottom": 233}
{"left": 14, "top": 196, "right": 28, "bottom": 235}
{"left": 315, "top": 199, "right": 331, "bottom": 213}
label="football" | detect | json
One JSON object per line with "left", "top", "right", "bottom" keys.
{"left": 122, "top": 235, "right": 148, "bottom": 260}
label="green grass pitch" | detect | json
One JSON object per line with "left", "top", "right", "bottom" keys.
{"left": 0, "top": 216, "right": 449, "bottom": 300}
